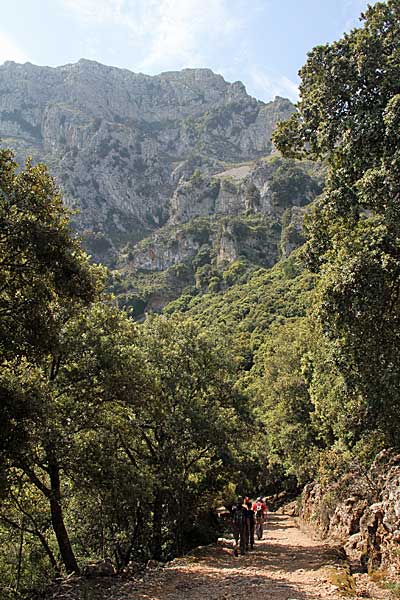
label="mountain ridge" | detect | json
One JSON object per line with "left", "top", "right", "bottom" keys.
{"left": 0, "top": 60, "right": 294, "bottom": 264}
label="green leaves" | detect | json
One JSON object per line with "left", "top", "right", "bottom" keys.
{"left": 0, "top": 160, "right": 250, "bottom": 576}
{"left": 0, "top": 150, "right": 105, "bottom": 361}
{"left": 0, "top": 149, "right": 118, "bottom": 580}
{"left": 273, "top": 0, "right": 400, "bottom": 453}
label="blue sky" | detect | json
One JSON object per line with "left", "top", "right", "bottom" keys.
{"left": 1, "top": 0, "right": 377, "bottom": 102}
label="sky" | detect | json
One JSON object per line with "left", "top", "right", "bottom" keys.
{"left": 0, "top": 0, "right": 378, "bottom": 102}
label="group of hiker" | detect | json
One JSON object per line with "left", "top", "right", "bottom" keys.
{"left": 231, "top": 496, "right": 268, "bottom": 556}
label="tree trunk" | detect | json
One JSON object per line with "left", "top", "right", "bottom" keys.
{"left": 176, "top": 487, "right": 185, "bottom": 556}
{"left": 152, "top": 488, "right": 163, "bottom": 560}
{"left": 119, "top": 506, "right": 144, "bottom": 567}
{"left": 47, "top": 447, "right": 80, "bottom": 574}
{"left": 15, "top": 517, "right": 24, "bottom": 593}
{"left": 36, "top": 529, "right": 60, "bottom": 575}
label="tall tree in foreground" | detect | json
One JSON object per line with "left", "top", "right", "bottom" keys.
{"left": 273, "top": 0, "right": 400, "bottom": 446}
{"left": 0, "top": 149, "right": 104, "bottom": 574}
{"left": 134, "top": 316, "right": 247, "bottom": 559}
{"left": 0, "top": 149, "right": 251, "bottom": 587}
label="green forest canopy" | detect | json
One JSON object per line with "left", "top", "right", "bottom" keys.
{"left": 1, "top": 0, "right": 400, "bottom": 595}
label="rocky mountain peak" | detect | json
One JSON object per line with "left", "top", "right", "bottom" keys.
{"left": 0, "top": 60, "right": 295, "bottom": 263}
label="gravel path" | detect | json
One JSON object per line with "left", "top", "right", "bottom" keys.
{"left": 48, "top": 514, "right": 391, "bottom": 599}
{"left": 130, "top": 514, "right": 355, "bottom": 600}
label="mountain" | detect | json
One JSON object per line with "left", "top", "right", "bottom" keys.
{"left": 0, "top": 59, "right": 295, "bottom": 264}
{"left": 112, "top": 155, "right": 323, "bottom": 316}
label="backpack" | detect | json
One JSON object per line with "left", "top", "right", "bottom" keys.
{"left": 255, "top": 502, "right": 263, "bottom": 518}
{"left": 232, "top": 506, "right": 243, "bottom": 527}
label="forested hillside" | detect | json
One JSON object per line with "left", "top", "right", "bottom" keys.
{"left": 1, "top": 1, "right": 400, "bottom": 597}
{"left": 0, "top": 150, "right": 254, "bottom": 592}
{"left": 113, "top": 156, "right": 323, "bottom": 317}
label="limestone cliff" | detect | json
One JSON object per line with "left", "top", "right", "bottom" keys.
{"left": 0, "top": 59, "right": 322, "bottom": 317}
{"left": 169, "top": 155, "right": 322, "bottom": 225}
{"left": 0, "top": 60, "right": 294, "bottom": 263}
{"left": 114, "top": 156, "right": 324, "bottom": 317}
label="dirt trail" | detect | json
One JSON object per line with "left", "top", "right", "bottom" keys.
{"left": 49, "top": 514, "right": 390, "bottom": 599}
{"left": 129, "top": 514, "right": 365, "bottom": 600}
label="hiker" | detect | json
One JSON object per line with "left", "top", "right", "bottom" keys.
{"left": 246, "top": 499, "right": 255, "bottom": 550}
{"left": 231, "top": 496, "right": 246, "bottom": 556}
{"left": 253, "top": 497, "right": 268, "bottom": 540}
{"left": 242, "top": 497, "right": 250, "bottom": 551}
{"left": 252, "top": 496, "right": 268, "bottom": 518}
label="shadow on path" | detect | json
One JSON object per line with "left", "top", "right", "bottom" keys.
{"left": 131, "top": 514, "right": 340, "bottom": 600}
{"left": 133, "top": 556, "right": 310, "bottom": 600}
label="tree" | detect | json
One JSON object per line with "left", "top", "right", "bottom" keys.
{"left": 250, "top": 318, "right": 322, "bottom": 483}
{"left": 133, "top": 315, "right": 247, "bottom": 558}
{"left": 0, "top": 149, "right": 103, "bottom": 461}
{"left": 0, "top": 149, "right": 252, "bottom": 585}
{"left": 273, "top": 0, "right": 400, "bottom": 447}
{"left": 0, "top": 150, "right": 104, "bottom": 575}
{"left": 0, "top": 151, "right": 102, "bottom": 360}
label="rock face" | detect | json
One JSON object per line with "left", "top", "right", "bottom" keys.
{"left": 113, "top": 154, "right": 323, "bottom": 317}
{"left": 0, "top": 59, "right": 323, "bottom": 317}
{"left": 0, "top": 59, "right": 294, "bottom": 263}
{"left": 169, "top": 157, "right": 320, "bottom": 226}
{"left": 301, "top": 450, "right": 400, "bottom": 573}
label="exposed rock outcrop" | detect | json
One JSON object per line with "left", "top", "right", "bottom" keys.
{"left": 0, "top": 60, "right": 324, "bottom": 318}
{"left": 0, "top": 60, "right": 294, "bottom": 263}
{"left": 169, "top": 156, "right": 321, "bottom": 227}
{"left": 113, "top": 155, "right": 323, "bottom": 318}
{"left": 300, "top": 450, "right": 400, "bottom": 573}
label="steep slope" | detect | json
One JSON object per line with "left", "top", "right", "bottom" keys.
{"left": 113, "top": 156, "right": 323, "bottom": 317}
{"left": 164, "top": 250, "right": 315, "bottom": 363}
{"left": 0, "top": 60, "right": 294, "bottom": 263}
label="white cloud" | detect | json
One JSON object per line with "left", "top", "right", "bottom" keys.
{"left": 249, "top": 67, "right": 299, "bottom": 103}
{"left": 60, "top": 0, "right": 247, "bottom": 71}
{"left": 59, "top": 0, "right": 296, "bottom": 102}
{"left": 138, "top": 0, "right": 243, "bottom": 72}
{"left": 0, "top": 32, "right": 29, "bottom": 64}
{"left": 61, "top": 0, "right": 127, "bottom": 25}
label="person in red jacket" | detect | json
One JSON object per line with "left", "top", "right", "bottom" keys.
{"left": 252, "top": 497, "right": 267, "bottom": 515}
{"left": 252, "top": 497, "right": 268, "bottom": 539}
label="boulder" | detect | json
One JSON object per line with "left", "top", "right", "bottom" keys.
{"left": 358, "top": 503, "right": 384, "bottom": 571}
{"left": 146, "top": 559, "right": 162, "bottom": 569}
{"left": 121, "top": 560, "right": 144, "bottom": 576}
{"left": 382, "top": 465, "right": 400, "bottom": 533}
{"left": 344, "top": 532, "right": 364, "bottom": 563}
{"left": 280, "top": 500, "right": 299, "bottom": 516}
{"left": 83, "top": 558, "right": 116, "bottom": 577}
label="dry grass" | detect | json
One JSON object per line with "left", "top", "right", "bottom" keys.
{"left": 368, "top": 568, "right": 387, "bottom": 583}
{"left": 369, "top": 569, "right": 400, "bottom": 598}
{"left": 326, "top": 567, "right": 357, "bottom": 596}
{"left": 383, "top": 582, "right": 400, "bottom": 598}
